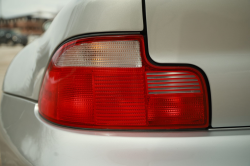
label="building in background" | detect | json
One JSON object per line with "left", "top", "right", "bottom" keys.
{"left": 0, "top": 11, "right": 57, "bottom": 35}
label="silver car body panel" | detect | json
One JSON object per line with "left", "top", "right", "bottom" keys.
{"left": 145, "top": 0, "right": 250, "bottom": 127}
{"left": 1, "top": 0, "right": 250, "bottom": 165}
{"left": 3, "top": 0, "right": 143, "bottom": 100}
{"left": 1, "top": 93, "right": 250, "bottom": 166}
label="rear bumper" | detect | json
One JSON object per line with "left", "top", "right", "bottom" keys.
{"left": 1, "top": 94, "right": 250, "bottom": 166}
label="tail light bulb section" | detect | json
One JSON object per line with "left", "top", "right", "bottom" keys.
{"left": 38, "top": 35, "right": 209, "bottom": 129}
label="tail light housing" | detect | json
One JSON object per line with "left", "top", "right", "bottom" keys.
{"left": 39, "top": 35, "right": 209, "bottom": 129}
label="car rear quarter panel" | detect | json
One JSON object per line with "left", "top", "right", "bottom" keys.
{"left": 1, "top": 1, "right": 250, "bottom": 165}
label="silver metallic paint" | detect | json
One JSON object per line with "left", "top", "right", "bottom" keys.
{"left": 1, "top": 0, "right": 250, "bottom": 165}
{"left": 145, "top": 0, "right": 250, "bottom": 127}
{"left": 1, "top": 94, "right": 250, "bottom": 166}
{"left": 3, "top": 0, "right": 143, "bottom": 100}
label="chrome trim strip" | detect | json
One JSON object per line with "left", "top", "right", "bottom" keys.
{"left": 147, "top": 79, "right": 198, "bottom": 83}
{"left": 149, "top": 90, "right": 201, "bottom": 94}
{"left": 146, "top": 72, "right": 189, "bottom": 75}
{"left": 149, "top": 86, "right": 200, "bottom": 90}
{"left": 148, "top": 83, "right": 199, "bottom": 86}
{"left": 147, "top": 75, "right": 195, "bottom": 79}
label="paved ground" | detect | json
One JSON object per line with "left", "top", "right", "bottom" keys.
{"left": 0, "top": 45, "right": 24, "bottom": 166}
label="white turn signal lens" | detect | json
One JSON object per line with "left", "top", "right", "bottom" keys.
{"left": 56, "top": 39, "right": 142, "bottom": 67}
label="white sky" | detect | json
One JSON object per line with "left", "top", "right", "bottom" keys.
{"left": 1, "top": 0, "right": 72, "bottom": 18}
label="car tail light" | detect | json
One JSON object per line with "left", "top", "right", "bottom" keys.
{"left": 39, "top": 35, "right": 209, "bottom": 129}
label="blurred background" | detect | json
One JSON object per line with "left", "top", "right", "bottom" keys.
{"left": 0, "top": 0, "right": 73, "bottom": 45}
{"left": 0, "top": 0, "right": 71, "bottom": 164}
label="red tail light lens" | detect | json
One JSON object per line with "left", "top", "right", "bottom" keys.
{"left": 39, "top": 35, "right": 209, "bottom": 129}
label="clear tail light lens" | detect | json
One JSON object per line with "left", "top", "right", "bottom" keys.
{"left": 39, "top": 35, "right": 209, "bottom": 129}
